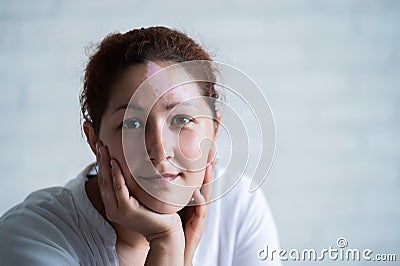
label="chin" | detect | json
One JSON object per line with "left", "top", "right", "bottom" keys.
{"left": 145, "top": 200, "right": 185, "bottom": 214}
{"left": 134, "top": 187, "right": 191, "bottom": 214}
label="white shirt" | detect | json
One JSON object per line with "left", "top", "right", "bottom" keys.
{"left": 0, "top": 164, "right": 281, "bottom": 265}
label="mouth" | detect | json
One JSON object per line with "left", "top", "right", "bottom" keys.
{"left": 138, "top": 173, "right": 181, "bottom": 183}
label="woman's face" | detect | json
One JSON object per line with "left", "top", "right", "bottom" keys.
{"left": 97, "top": 61, "right": 217, "bottom": 214}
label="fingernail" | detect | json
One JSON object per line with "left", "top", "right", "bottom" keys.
{"left": 96, "top": 142, "right": 100, "bottom": 155}
{"left": 99, "top": 146, "right": 105, "bottom": 159}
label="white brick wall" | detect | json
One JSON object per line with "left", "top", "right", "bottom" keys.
{"left": 1, "top": 0, "right": 399, "bottom": 264}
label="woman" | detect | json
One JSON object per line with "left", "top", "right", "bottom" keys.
{"left": 0, "top": 26, "right": 281, "bottom": 265}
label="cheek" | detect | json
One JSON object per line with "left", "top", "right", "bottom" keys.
{"left": 177, "top": 129, "right": 213, "bottom": 170}
{"left": 185, "top": 169, "right": 205, "bottom": 187}
{"left": 122, "top": 133, "right": 149, "bottom": 175}
{"left": 99, "top": 128, "right": 142, "bottom": 178}
{"left": 124, "top": 138, "right": 142, "bottom": 159}
{"left": 99, "top": 131, "right": 123, "bottom": 163}
{"left": 178, "top": 131, "right": 202, "bottom": 160}
{"left": 103, "top": 139, "right": 130, "bottom": 176}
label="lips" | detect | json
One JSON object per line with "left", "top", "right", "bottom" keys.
{"left": 138, "top": 173, "right": 180, "bottom": 183}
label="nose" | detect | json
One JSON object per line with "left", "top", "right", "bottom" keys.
{"left": 145, "top": 120, "right": 174, "bottom": 163}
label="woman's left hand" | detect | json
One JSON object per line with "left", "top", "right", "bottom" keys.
{"left": 179, "top": 151, "right": 216, "bottom": 266}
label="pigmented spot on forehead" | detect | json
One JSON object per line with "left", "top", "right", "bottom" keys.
{"left": 136, "top": 62, "right": 203, "bottom": 109}
{"left": 142, "top": 61, "right": 195, "bottom": 96}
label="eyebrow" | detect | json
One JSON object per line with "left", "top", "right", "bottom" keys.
{"left": 113, "top": 103, "right": 144, "bottom": 114}
{"left": 165, "top": 101, "right": 197, "bottom": 110}
{"left": 113, "top": 100, "right": 198, "bottom": 115}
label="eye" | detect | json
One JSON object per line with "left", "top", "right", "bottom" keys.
{"left": 171, "top": 115, "right": 195, "bottom": 127}
{"left": 122, "top": 118, "right": 143, "bottom": 129}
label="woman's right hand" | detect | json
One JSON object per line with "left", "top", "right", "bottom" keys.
{"left": 96, "top": 142, "right": 184, "bottom": 265}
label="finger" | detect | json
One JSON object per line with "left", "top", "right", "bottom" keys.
{"left": 97, "top": 143, "right": 118, "bottom": 211}
{"left": 203, "top": 147, "right": 216, "bottom": 186}
{"left": 185, "top": 189, "right": 207, "bottom": 233}
{"left": 206, "top": 145, "right": 216, "bottom": 167}
{"left": 193, "top": 188, "right": 205, "bottom": 205}
{"left": 193, "top": 188, "right": 209, "bottom": 217}
{"left": 110, "top": 159, "right": 137, "bottom": 209}
{"left": 200, "top": 163, "right": 213, "bottom": 203}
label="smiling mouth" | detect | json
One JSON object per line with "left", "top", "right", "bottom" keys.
{"left": 138, "top": 173, "right": 180, "bottom": 183}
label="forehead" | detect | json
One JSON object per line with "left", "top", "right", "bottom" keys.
{"left": 109, "top": 62, "right": 203, "bottom": 110}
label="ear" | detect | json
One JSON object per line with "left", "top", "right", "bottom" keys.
{"left": 83, "top": 121, "right": 98, "bottom": 156}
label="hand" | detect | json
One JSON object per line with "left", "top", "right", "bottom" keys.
{"left": 96, "top": 142, "right": 184, "bottom": 265}
{"left": 179, "top": 150, "right": 216, "bottom": 266}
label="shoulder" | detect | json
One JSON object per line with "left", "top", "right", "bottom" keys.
{"left": 0, "top": 187, "right": 79, "bottom": 265}
{"left": 219, "top": 171, "right": 281, "bottom": 254}
{"left": 0, "top": 186, "right": 77, "bottom": 221}
{"left": 213, "top": 169, "right": 268, "bottom": 211}
{"left": 198, "top": 170, "right": 281, "bottom": 265}
{"left": 213, "top": 170, "right": 270, "bottom": 219}
{"left": 1, "top": 186, "right": 79, "bottom": 229}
